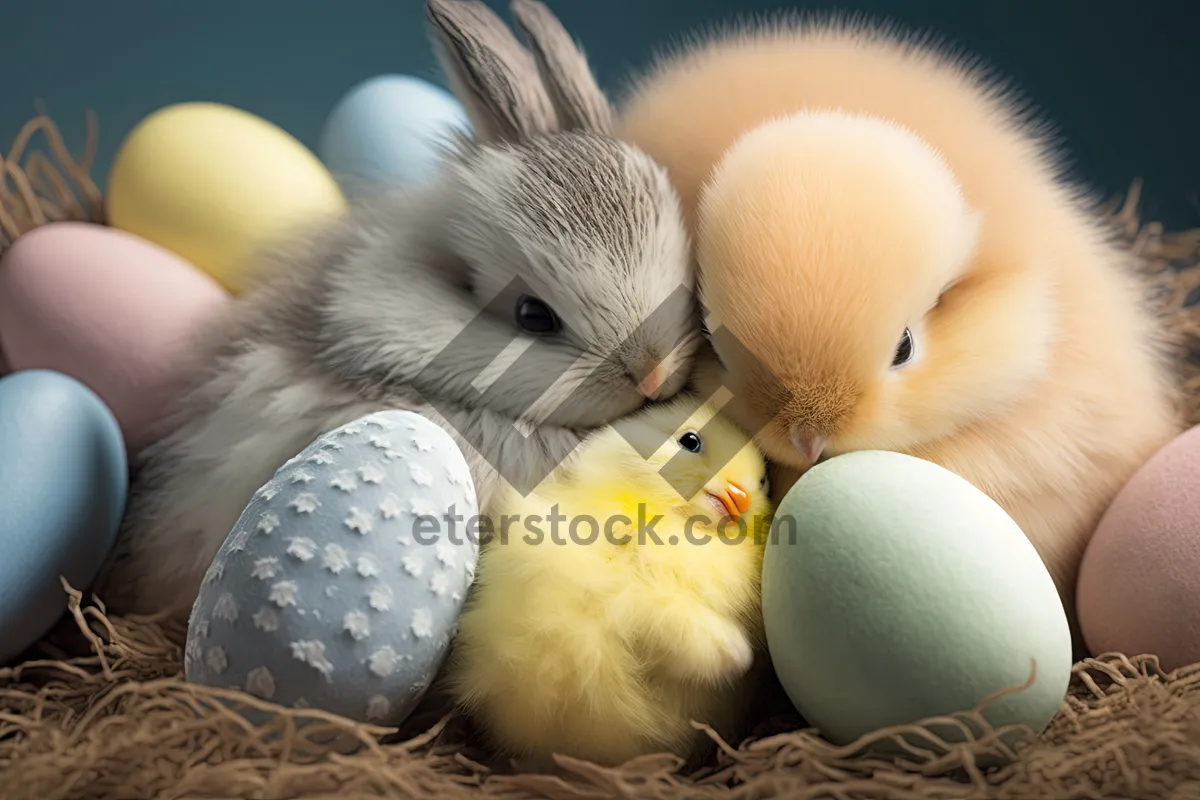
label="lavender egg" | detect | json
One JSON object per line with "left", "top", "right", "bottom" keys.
{"left": 183, "top": 409, "right": 478, "bottom": 728}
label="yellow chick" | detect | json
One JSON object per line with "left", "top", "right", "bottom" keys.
{"left": 446, "top": 396, "right": 773, "bottom": 769}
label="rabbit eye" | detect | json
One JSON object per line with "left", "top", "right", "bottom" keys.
{"left": 678, "top": 431, "right": 703, "bottom": 453}
{"left": 891, "top": 327, "right": 915, "bottom": 368}
{"left": 515, "top": 295, "right": 560, "bottom": 335}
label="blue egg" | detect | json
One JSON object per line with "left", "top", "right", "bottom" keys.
{"left": 0, "top": 370, "right": 128, "bottom": 663}
{"left": 185, "top": 409, "right": 478, "bottom": 730}
{"left": 317, "top": 75, "right": 471, "bottom": 193}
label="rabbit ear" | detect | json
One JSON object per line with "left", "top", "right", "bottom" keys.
{"left": 425, "top": 0, "right": 558, "bottom": 144}
{"left": 508, "top": 0, "right": 614, "bottom": 135}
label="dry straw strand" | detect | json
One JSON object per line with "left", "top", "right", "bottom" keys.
{"left": 0, "top": 111, "right": 104, "bottom": 251}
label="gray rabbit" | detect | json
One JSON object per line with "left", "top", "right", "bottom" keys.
{"left": 95, "top": 0, "right": 700, "bottom": 619}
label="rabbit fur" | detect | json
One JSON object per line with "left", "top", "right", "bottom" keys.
{"left": 95, "top": 0, "right": 700, "bottom": 619}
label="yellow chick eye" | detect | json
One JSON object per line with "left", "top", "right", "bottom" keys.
{"left": 677, "top": 430, "right": 703, "bottom": 453}
{"left": 760, "top": 473, "right": 770, "bottom": 494}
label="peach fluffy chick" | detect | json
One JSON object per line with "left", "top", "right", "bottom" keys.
{"left": 615, "top": 22, "right": 1181, "bottom": 625}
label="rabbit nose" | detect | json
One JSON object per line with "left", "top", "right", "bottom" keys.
{"left": 789, "top": 426, "right": 826, "bottom": 465}
{"left": 631, "top": 361, "right": 669, "bottom": 399}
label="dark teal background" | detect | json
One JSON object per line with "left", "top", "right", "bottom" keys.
{"left": 6, "top": 0, "right": 1198, "bottom": 229}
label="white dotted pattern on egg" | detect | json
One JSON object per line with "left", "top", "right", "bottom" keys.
{"left": 183, "top": 410, "right": 479, "bottom": 726}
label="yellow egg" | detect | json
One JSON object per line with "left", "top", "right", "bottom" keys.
{"left": 105, "top": 102, "right": 345, "bottom": 293}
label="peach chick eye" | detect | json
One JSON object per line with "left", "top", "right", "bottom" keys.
{"left": 891, "top": 327, "right": 915, "bottom": 368}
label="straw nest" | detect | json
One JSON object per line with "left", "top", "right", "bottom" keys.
{"left": 2, "top": 116, "right": 1199, "bottom": 800}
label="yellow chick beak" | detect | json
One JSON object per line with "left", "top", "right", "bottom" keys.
{"left": 706, "top": 480, "right": 751, "bottom": 521}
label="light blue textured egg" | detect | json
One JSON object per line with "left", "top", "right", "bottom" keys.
{"left": 761, "top": 450, "right": 1072, "bottom": 752}
{"left": 0, "top": 369, "right": 127, "bottom": 663}
{"left": 317, "top": 75, "right": 471, "bottom": 192}
{"left": 184, "top": 409, "right": 478, "bottom": 728}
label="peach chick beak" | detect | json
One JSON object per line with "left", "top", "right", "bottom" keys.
{"left": 707, "top": 480, "right": 751, "bottom": 521}
{"left": 789, "top": 425, "right": 827, "bottom": 466}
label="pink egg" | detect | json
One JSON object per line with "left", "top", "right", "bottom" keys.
{"left": 0, "top": 222, "right": 230, "bottom": 454}
{"left": 1076, "top": 424, "right": 1200, "bottom": 671}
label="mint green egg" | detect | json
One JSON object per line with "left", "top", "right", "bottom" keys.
{"left": 761, "top": 450, "right": 1072, "bottom": 750}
